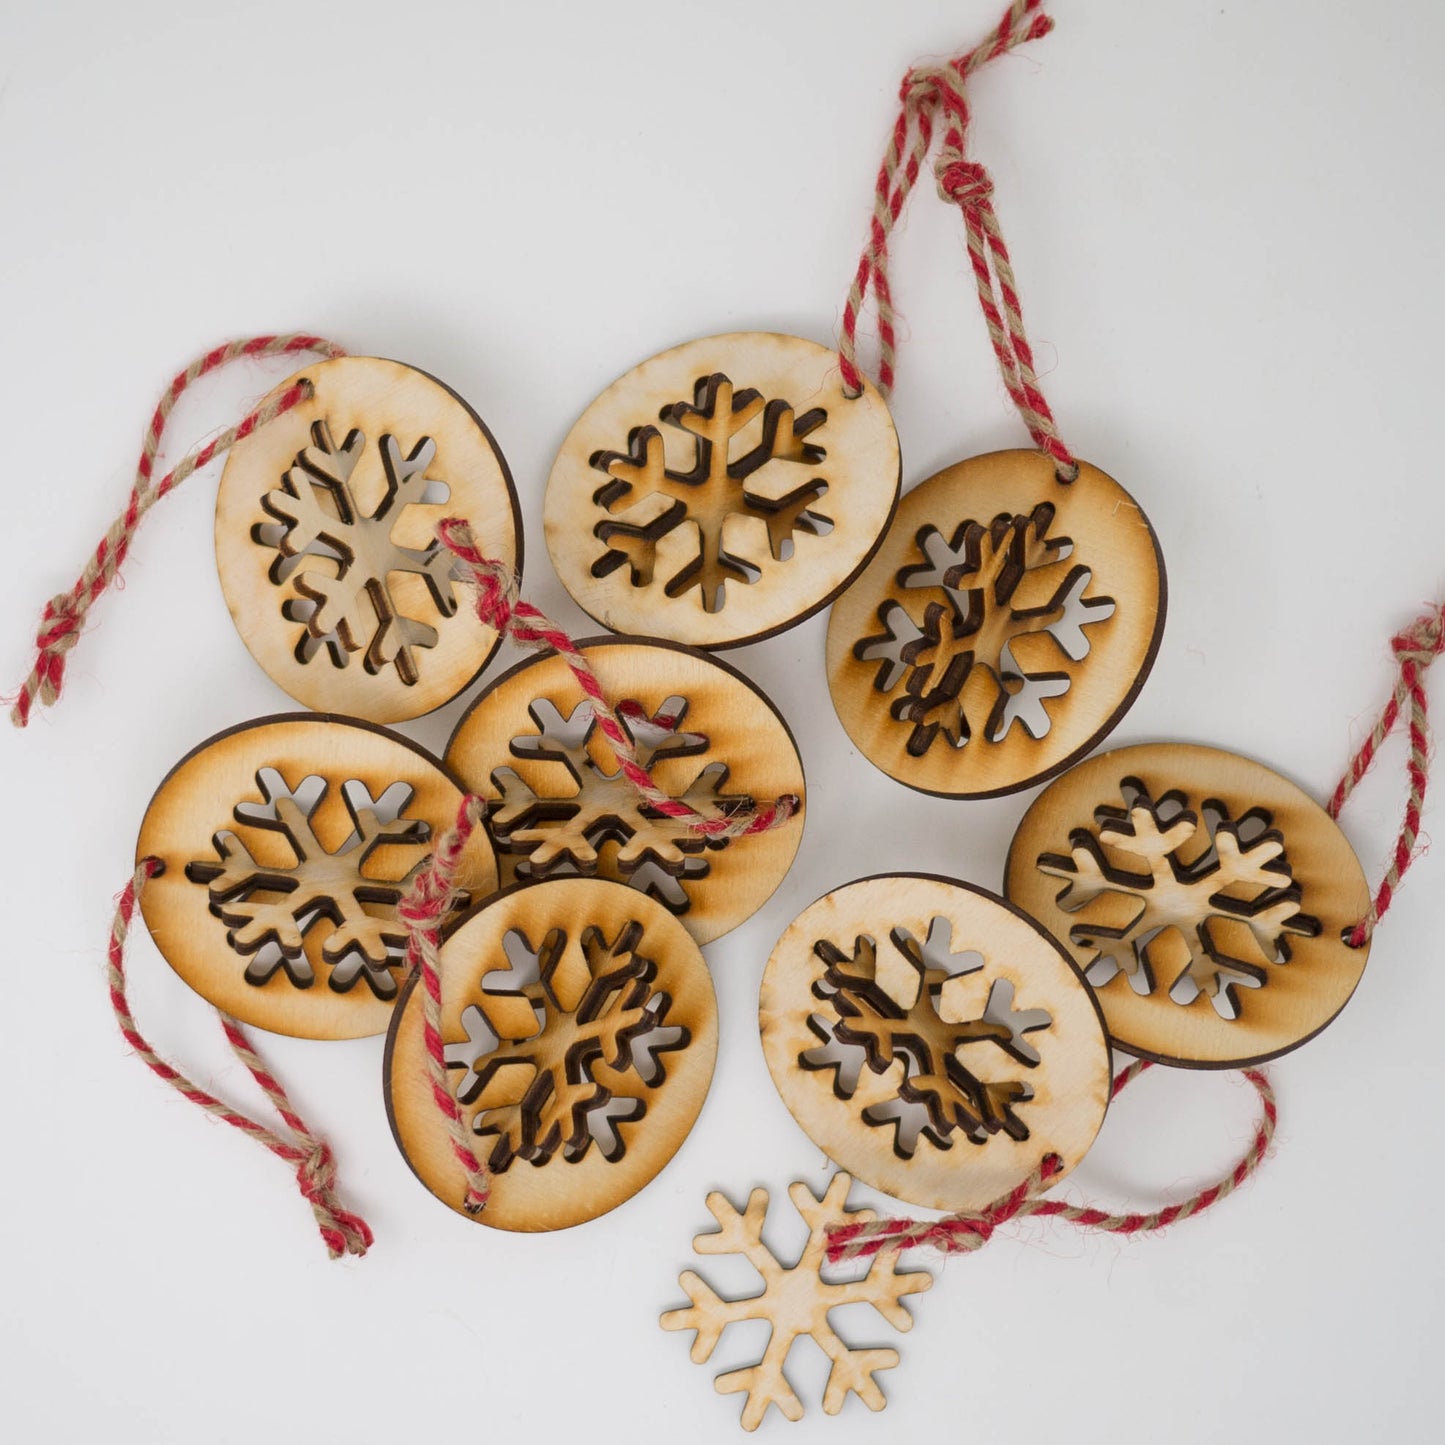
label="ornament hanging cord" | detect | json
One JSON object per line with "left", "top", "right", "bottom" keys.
{"left": 838, "top": 0, "right": 1077, "bottom": 480}
{"left": 826, "top": 1058, "right": 1276, "bottom": 1263}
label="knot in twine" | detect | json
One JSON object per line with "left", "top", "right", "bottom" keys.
{"left": 936, "top": 158, "right": 994, "bottom": 208}
{"left": 1391, "top": 605, "right": 1445, "bottom": 669}
{"left": 294, "top": 1141, "right": 375, "bottom": 1259}
{"left": 836, "top": 0, "right": 1077, "bottom": 481}
{"left": 826, "top": 1061, "right": 1277, "bottom": 1267}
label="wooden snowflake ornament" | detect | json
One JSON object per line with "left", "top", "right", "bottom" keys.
{"left": 661, "top": 1173, "right": 931, "bottom": 1430}
{"left": 215, "top": 356, "right": 522, "bottom": 721}
{"left": 826, "top": 450, "right": 1165, "bottom": 797}
{"left": 1006, "top": 742, "right": 1372, "bottom": 1066}
{"left": 760, "top": 874, "right": 1111, "bottom": 1210}
{"left": 135, "top": 714, "right": 497, "bottom": 1039}
{"left": 385, "top": 876, "right": 718, "bottom": 1229}
{"left": 544, "top": 332, "right": 900, "bottom": 648}
{"left": 445, "top": 637, "right": 806, "bottom": 943}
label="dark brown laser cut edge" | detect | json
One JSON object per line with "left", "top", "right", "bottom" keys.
{"left": 546, "top": 330, "right": 903, "bottom": 651}
{"left": 1001, "top": 739, "right": 1374, "bottom": 1070}
{"left": 213, "top": 356, "right": 526, "bottom": 721}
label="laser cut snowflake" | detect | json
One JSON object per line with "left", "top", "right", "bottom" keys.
{"left": 854, "top": 502, "right": 1115, "bottom": 755}
{"left": 590, "top": 373, "right": 833, "bottom": 613}
{"left": 255, "top": 420, "right": 459, "bottom": 684}
{"left": 1036, "top": 781, "right": 1323, "bottom": 1019}
{"left": 488, "top": 695, "right": 749, "bottom": 911}
{"left": 185, "top": 768, "right": 440, "bottom": 998}
{"left": 442, "top": 921, "right": 688, "bottom": 1171}
{"left": 661, "top": 1173, "right": 931, "bottom": 1430}
{"left": 802, "top": 916, "right": 1052, "bottom": 1154}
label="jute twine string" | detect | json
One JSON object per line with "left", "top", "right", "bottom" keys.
{"left": 826, "top": 1058, "right": 1277, "bottom": 1263}
{"left": 9, "top": 333, "right": 346, "bottom": 727}
{"left": 837, "top": 0, "right": 1078, "bottom": 482}
{"left": 396, "top": 794, "right": 494, "bottom": 1213}
{"left": 110, "top": 861, "right": 374, "bottom": 1258}
{"left": 1327, "top": 601, "right": 1445, "bottom": 946}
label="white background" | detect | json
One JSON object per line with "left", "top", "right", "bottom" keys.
{"left": 2, "top": 1, "right": 1441, "bottom": 1440}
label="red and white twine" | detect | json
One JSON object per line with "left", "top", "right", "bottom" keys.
{"left": 110, "top": 861, "right": 374, "bottom": 1258}
{"left": 1327, "top": 601, "right": 1445, "bottom": 946}
{"left": 826, "top": 1059, "right": 1277, "bottom": 1263}
{"left": 838, "top": 0, "right": 1077, "bottom": 480}
{"left": 396, "top": 795, "right": 494, "bottom": 1214}
{"left": 9, "top": 334, "right": 346, "bottom": 728}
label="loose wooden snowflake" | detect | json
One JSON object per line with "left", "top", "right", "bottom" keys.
{"left": 661, "top": 1174, "right": 931, "bottom": 1430}
{"left": 590, "top": 373, "right": 833, "bottom": 613}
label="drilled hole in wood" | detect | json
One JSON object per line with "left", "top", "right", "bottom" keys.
{"left": 853, "top": 503, "right": 1116, "bottom": 755}
{"left": 250, "top": 420, "right": 461, "bottom": 685}
{"left": 441, "top": 921, "right": 691, "bottom": 1172}
{"left": 588, "top": 373, "right": 834, "bottom": 615}
{"left": 799, "top": 916, "right": 1053, "bottom": 1160}
{"left": 488, "top": 695, "right": 750, "bottom": 913}
{"left": 183, "top": 767, "right": 449, "bottom": 1000}
{"left": 1036, "top": 778, "right": 1323, "bottom": 1022}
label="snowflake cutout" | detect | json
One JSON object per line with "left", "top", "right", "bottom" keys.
{"left": 590, "top": 373, "right": 834, "bottom": 613}
{"left": 254, "top": 420, "right": 459, "bottom": 684}
{"left": 488, "top": 695, "right": 750, "bottom": 911}
{"left": 854, "top": 502, "right": 1115, "bottom": 755}
{"left": 802, "top": 916, "right": 1053, "bottom": 1154}
{"left": 185, "top": 768, "right": 442, "bottom": 998}
{"left": 661, "top": 1173, "right": 931, "bottom": 1430}
{"left": 442, "top": 921, "right": 688, "bottom": 1171}
{"left": 1036, "top": 780, "right": 1324, "bottom": 1019}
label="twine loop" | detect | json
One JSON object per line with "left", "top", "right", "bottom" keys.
{"left": 9, "top": 335, "right": 343, "bottom": 728}
{"left": 1329, "top": 597, "right": 1445, "bottom": 944}
{"left": 107, "top": 861, "right": 373, "bottom": 1259}
{"left": 826, "top": 1061, "right": 1277, "bottom": 1266}
{"left": 837, "top": 0, "right": 1076, "bottom": 480}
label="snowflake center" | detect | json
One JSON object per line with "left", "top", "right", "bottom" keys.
{"left": 1037, "top": 788, "right": 1324, "bottom": 1019}
{"left": 590, "top": 373, "right": 832, "bottom": 613}
{"left": 855, "top": 504, "right": 1116, "bottom": 752}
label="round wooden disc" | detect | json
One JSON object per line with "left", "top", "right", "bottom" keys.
{"left": 1004, "top": 743, "right": 1372, "bottom": 1067}
{"left": 136, "top": 714, "right": 497, "bottom": 1040}
{"left": 385, "top": 876, "right": 719, "bottom": 1230}
{"left": 826, "top": 450, "right": 1165, "bottom": 798}
{"left": 215, "top": 356, "right": 522, "bottom": 723}
{"left": 445, "top": 636, "right": 806, "bottom": 944}
{"left": 544, "top": 331, "right": 900, "bottom": 649}
{"left": 759, "top": 874, "right": 1111, "bottom": 1211}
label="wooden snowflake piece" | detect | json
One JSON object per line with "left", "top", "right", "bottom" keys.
{"left": 661, "top": 1173, "right": 931, "bottom": 1430}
